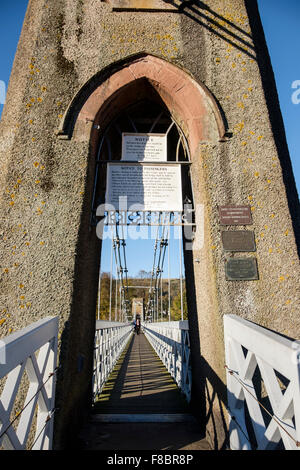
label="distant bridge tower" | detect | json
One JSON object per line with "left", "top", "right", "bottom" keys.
{"left": 132, "top": 298, "right": 144, "bottom": 321}
{"left": 0, "top": 0, "right": 299, "bottom": 449}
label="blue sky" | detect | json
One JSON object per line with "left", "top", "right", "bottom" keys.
{"left": 0, "top": 1, "right": 299, "bottom": 278}
{"left": 0, "top": 2, "right": 28, "bottom": 113}
{"left": 257, "top": 0, "right": 300, "bottom": 196}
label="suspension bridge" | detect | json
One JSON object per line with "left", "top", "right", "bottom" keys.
{"left": 82, "top": 214, "right": 207, "bottom": 450}
{"left": 97, "top": 211, "right": 187, "bottom": 324}
{"left": 1, "top": 103, "right": 300, "bottom": 450}
{"left": 1, "top": 207, "right": 300, "bottom": 451}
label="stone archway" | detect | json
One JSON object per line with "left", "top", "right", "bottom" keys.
{"left": 57, "top": 54, "right": 226, "bottom": 154}
{"left": 1, "top": 0, "right": 298, "bottom": 451}
{"left": 50, "top": 53, "right": 229, "bottom": 448}
{"left": 53, "top": 53, "right": 228, "bottom": 447}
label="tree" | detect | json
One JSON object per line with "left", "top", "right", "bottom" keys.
{"left": 96, "top": 272, "right": 188, "bottom": 321}
{"left": 171, "top": 289, "right": 188, "bottom": 321}
{"left": 96, "top": 272, "right": 115, "bottom": 320}
{"left": 138, "top": 269, "right": 151, "bottom": 279}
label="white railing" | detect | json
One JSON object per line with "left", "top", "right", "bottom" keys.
{"left": 93, "top": 321, "right": 133, "bottom": 400}
{"left": 142, "top": 321, "right": 192, "bottom": 402}
{"left": 224, "top": 314, "right": 300, "bottom": 450}
{"left": 0, "top": 317, "right": 58, "bottom": 450}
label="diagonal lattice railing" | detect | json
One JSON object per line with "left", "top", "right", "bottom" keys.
{"left": 93, "top": 321, "right": 133, "bottom": 400}
{"left": 142, "top": 321, "right": 192, "bottom": 403}
{"left": 0, "top": 317, "right": 58, "bottom": 450}
{"left": 224, "top": 314, "right": 300, "bottom": 450}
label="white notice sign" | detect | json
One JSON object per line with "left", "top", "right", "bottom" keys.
{"left": 121, "top": 133, "right": 167, "bottom": 162}
{"left": 105, "top": 163, "right": 182, "bottom": 211}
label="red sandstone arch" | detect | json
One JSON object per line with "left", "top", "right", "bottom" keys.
{"left": 57, "top": 55, "right": 226, "bottom": 156}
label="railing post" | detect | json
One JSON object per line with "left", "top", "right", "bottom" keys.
{"left": 224, "top": 314, "right": 300, "bottom": 450}
{"left": 224, "top": 331, "right": 250, "bottom": 450}
{"left": 93, "top": 321, "right": 133, "bottom": 400}
{"left": 0, "top": 317, "right": 59, "bottom": 450}
{"left": 143, "top": 321, "right": 191, "bottom": 402}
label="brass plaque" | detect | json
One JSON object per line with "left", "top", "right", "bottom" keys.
{"left": 225, "top": 258, "right": 259, "bottom": 281}
{"left": 219, "top": 205, "right": 252, "bottom": 225}
{"left": 221, "top": 231, "right": 256, "bottom": 252}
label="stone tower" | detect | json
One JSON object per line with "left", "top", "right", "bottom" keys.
{"left": 0, "top": 0, "right": 299, "bottom": 449}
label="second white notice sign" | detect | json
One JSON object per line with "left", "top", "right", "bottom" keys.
{"left": 105, "top": 163, "right": 182, "bottom": 212}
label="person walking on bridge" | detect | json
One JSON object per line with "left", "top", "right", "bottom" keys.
{"left": 135, "top": 317, "right": 141, "bottom": 335}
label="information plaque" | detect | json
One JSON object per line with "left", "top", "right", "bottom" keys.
{"left": 219, "top": 205, "right": 252, "bottom": 225}
{"left": 121, "top": 133, "right": 167, "bottom": 162}
{"left": 225, "top": 258, "right": 259, "bottom": 281}
{"left": 105, "top": 163, "right": 182, "bottom": 211}
{"left": 221, "top": 231, "right": 256, "bottom": 252}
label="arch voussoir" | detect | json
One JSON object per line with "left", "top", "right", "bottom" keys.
{"left": 58, "top": 55, "right": 226, "bottom": 155}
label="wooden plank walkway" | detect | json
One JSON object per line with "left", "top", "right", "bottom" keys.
{"left": 77, "top": 332, "right": 210, "bottom": 450}
{"left": 94, "top": 331, "right": 189, "bottom": 415}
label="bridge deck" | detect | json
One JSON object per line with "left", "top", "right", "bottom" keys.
{"left": 94, "top": 331, "right": 189, "bottom": 414}
{"left": 77, "top": 332, "right": 210, "bottom": 450}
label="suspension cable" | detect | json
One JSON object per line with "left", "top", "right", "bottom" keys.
{"left": 147, "top": 212, "right": 170, "bottom": 322}
{"left": 107, "top": 218, "right": 131, "bottom": 322}
{"left": 28, "top": 407, "right": 57, "bottom": 450}
{"left": 109, "top": 228, "right": 114, "bottom": 322}
{"left": 179, "top": 224, "right": 184, "bottom": 321}
{"left": 168, "top": 213, "right": 171, "bottom": 321}
{"left": 0, "top": 367, "right": 60, "bottom": 441}
{"left": 224, "top": 365, "right": 300, "bottom": 448}
{"left": 97, "top": 248, "right": 101, "bottom": 321}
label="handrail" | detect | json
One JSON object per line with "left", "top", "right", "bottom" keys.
{"left": 93, "top": 321, "right": 133, "bottom": 400}
{"left": 224, "top": 314, "right": 300, "bottom": 450}
{"left": 143, "top": 320, "right": 189, "bottom": 331}
{"left": 96, "top": 320, "right": 131, "bottom": 329}
{"left": 142, "top": 321, "right": 191, "bottom": 402}
{"left": 0, "top": 317, "right": 58, "bottom": 450}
